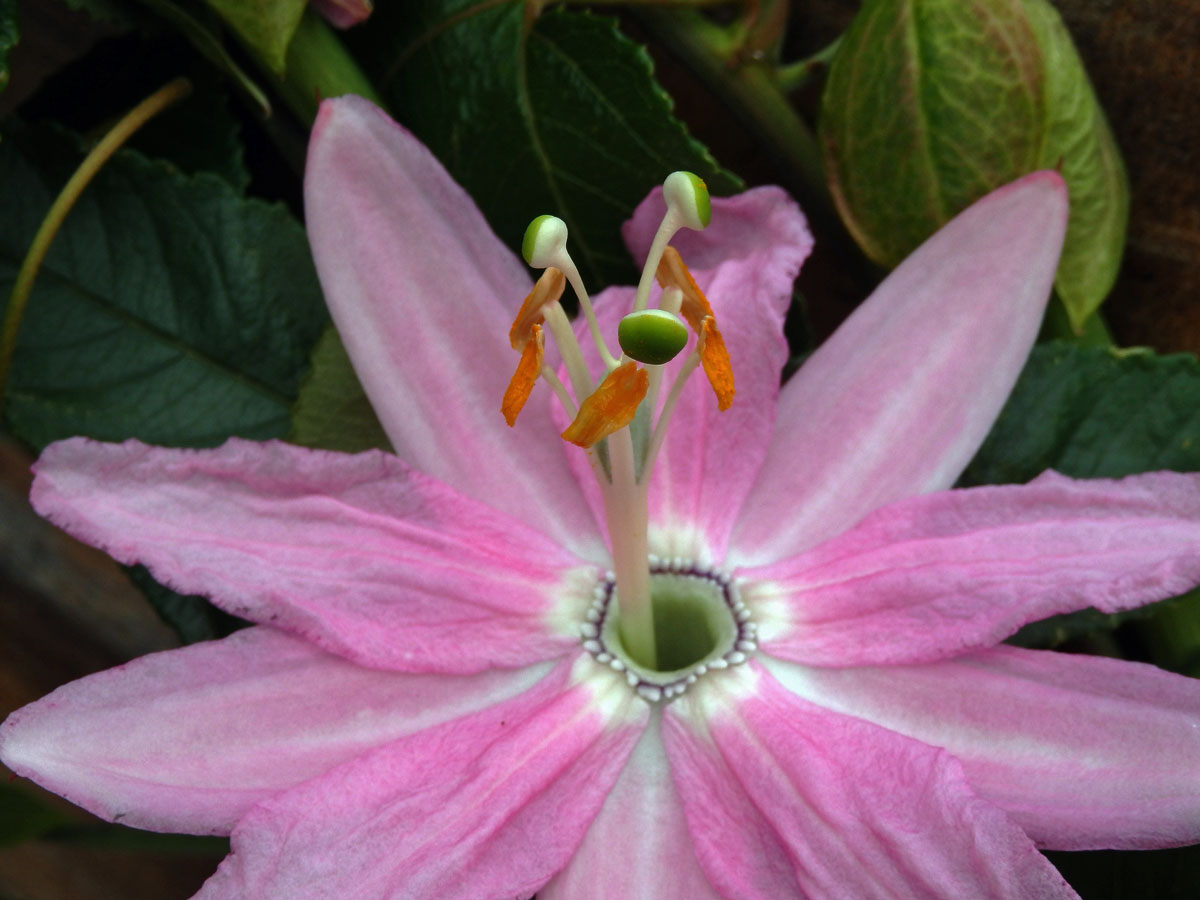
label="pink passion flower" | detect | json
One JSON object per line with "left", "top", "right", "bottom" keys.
{"left": 4, "top": 95, "right": 1200, "bottom": 899}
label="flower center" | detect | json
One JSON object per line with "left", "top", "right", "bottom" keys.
{"left": 580, "top": 558, "right": 756, "bottom": 703}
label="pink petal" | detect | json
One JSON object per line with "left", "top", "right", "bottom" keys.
{"left": 193, "top": 659, "right": 648, "bottom": 900}
{"left": 731, "top": 171, "right": 1069, "bottom": 565}
{"left": 540, "top": 714, "right": 723, "bottom": 900}
{"left": 305, "top": 96, "right": 603, "bottom": 557}
{"left": 746, "top": 470, "right": 1200, "bottom": 666}
{"left": 32, "top": 437, "right": 593, "bottom": 673}
{"left": 663, "top": 663, "right": 1079, "bottom": 900}
{"left": 309, "top": 0, "right": 371, "bottom": 29}
{"left": 0, "top": 627, "right": 551, "bottom": 835}
{"left": 765, "top": 647, "right": 1200, "bottom": 851}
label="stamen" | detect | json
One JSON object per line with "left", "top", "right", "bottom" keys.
{"left": 655, "top": 246, "right": 714, "bottom": 332}
{"left": 700, "top": 316, "right": 734, "bottom": 411}
{"left": 656, "top": 247, "right": 735, "bottom": 410}
{"left": 501, "top": 324, "right": 544, "bottom": 427}
{"left": 538, "top": 365, "right": 576, "bottom": 418}
{"left": 632, "top": 171, "right": 711, "bottom": 313}
{"left": 508, "top": 268, "right": 565, "bottom": 349}
{"left": 561, "top": 360, "right": 648, "bottom": 448}
{"left": 522, "top": 215, "right": 617, "bottom": 370}
{"left": 642, "top": 350, "right": 701, "bottom": 480}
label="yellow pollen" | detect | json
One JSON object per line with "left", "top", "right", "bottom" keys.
{"left": 509, "top": 267, "right": 566, "bottom": 350}
{"left": 561, "top": 360, "right": 648, "bottom": 448}
{"left": 502, "top": 323, "right": 544, "bottom": 426}
{"left": 700, "top": 316, "right": 734, "bottom": 411}
{"left": 655, "top": 246, "right": 714, "bottom": 333}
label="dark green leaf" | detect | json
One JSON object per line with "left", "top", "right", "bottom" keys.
{"left": 961, "top": 343, "right": 1200, "bottom": 486}
{"left": 0, "top": 0, "right": 16, "bottom": 95}
{"left": 290, "top": 325, "right": 391, "bottom": 454}
{"left": 0, "top": 784, "right": 72, "bottom": 847}
{"left": 1046, "top": 844, "right": 1200, "bottom": 900}
{"left": 126, "top": 565, "right": 245, "bottom": 643}
{"left": 353, "top": 2, "right": 740, "bottom": 289}
{"left": 820, "top": 0, "right": 1127, "bottom": 330}
{"left": 59, "top": 0, "right": 141, "bottom": 26}
{"left": 963, "top": 342, "right": 1200, "bottom": 650}
{"left": 0, "top": 122, "right": 328, "bottom": 451}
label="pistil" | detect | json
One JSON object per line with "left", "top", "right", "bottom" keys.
{"left": 504, "top": 171, "right": 727, "bottom": 672}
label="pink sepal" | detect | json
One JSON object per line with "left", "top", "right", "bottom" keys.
{"left": 305, "top": 96, "right": 603, "bottom": 558}
{"left": 766, "top": 647, "right": 1200, "bottom": 850}
{"left": 193, "top": 659, "right": 648, "bottom": 900}
{"left": 32, "top": 437, "right": 590, "bottom": 673}
{"left": 540, "top": 713, "right": 723, "bottom": 900}
{"left": 731, "top": 171, "right": 1069, "bottom": 565}
{"left": 0, "top": 627, "right": 549, "bottom": 834}
{"left": 749, "top": 470, "right": 1200, "bottom": 666}
{"left": 663, "top": 663, "right": 1079, "bottom": 899}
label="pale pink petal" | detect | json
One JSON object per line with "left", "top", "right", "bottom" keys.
{"left": 194, "top": 660, "right": 648, "bottom": 900}
{"left": 309, "top": 0, "right": 371, "bottom": 29}
{"left": 561, "top": 188, "right": 811, "bottom": 561}
{"left": 731, "top": 171, "right": 1069, "bottom": 565}
{"left": 663, "top": 663, "right": 1078, "bottom": 900}
{"left": 622, "top": 185, "right": 813, "bottom": 276}
{"left": 32, "top": 437, "right": 594, "bottom": 673}
{"left": 766, "top": 647, "right": 1200, "bottom": 851}
{"left": 0, "top": 627, "right": 550, "bottom": 835}
{"left": 746, "top": 470, "right": 1200, "bottom": 666}
{"left": 540, "top": 714, "right": 723, "bottom": 900}
{"left": 305, "top": 96, "right": 603, "bottom": 557}
{"left": 646, "top": 190, "right": 812, "bottom": 561}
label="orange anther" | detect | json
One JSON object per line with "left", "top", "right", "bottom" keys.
{"left": 700, "top": 316, "right": 734, "bottom": 411}
{"left": 561, "top": 360, "right": 648, "bottom": 448}
{"left": 656, "top": 246, "right": 714, "bottom": 333}
{"left": 509, "top": 268, "right": 566, "bottom": 350}
{"left": 502, "top": 324, "right": 544, "bottom": 426}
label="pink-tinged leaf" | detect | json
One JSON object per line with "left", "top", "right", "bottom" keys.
{"left": 0, "top": 628, "right": 550, "bottom": 835}
{"left": 663, "top": 663, "right": 1079, "bottom": 900}
{"left": 730, "top": 171, "right": 1069, "bottom": 566}
{"left": 193, "top": 660, "right": 648, "bottom": 900}
{"left": 746, "top": 470, "right": 1200, "bottom": 666}
{"left": 309, "top": 0, "right": 371, "bottom": 29}
{"left": 540, "top": 714, "right": 723, "bottom": 900}
{"left": 31, "top": 438, "right": 593, "bottom": 673}
{"left": 305, "top": 96, "right": 603, "bottom": 558}
{"left": 766, "top": 647, "right": 1200, "bottom": 851}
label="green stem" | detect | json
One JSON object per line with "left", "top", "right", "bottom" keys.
{"left": 271, "top": 8, "right": 383, "bottom": 126}
{"left": 776, "top": 35, "right": 843, "bottom": 94}
{"left": 0, "top": 78, "right": 192, "bottom": 409}
{"left": 136, "top": 0, "right": 272, "bottom": 115}
{"left": 634, "top": 8, "right": 831, "bottom": 220}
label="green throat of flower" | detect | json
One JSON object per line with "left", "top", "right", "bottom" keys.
{"left": 502, "top": 172, "right": 738, "bottom": 673}
{"left": 580, "top": 559, "right": 757, "bottom": 701}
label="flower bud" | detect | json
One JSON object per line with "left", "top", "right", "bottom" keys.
{"left": 617, "top": 309, "right": 689, "bottom": 365}
{"left": 522, "top": 215, "right": 568, "bottom": 268}
{"left": 820, "top": 0, "right": 1127, "bottom": 331}
{"left": 663, "top": 171, "right": 712, "bottom": 231}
